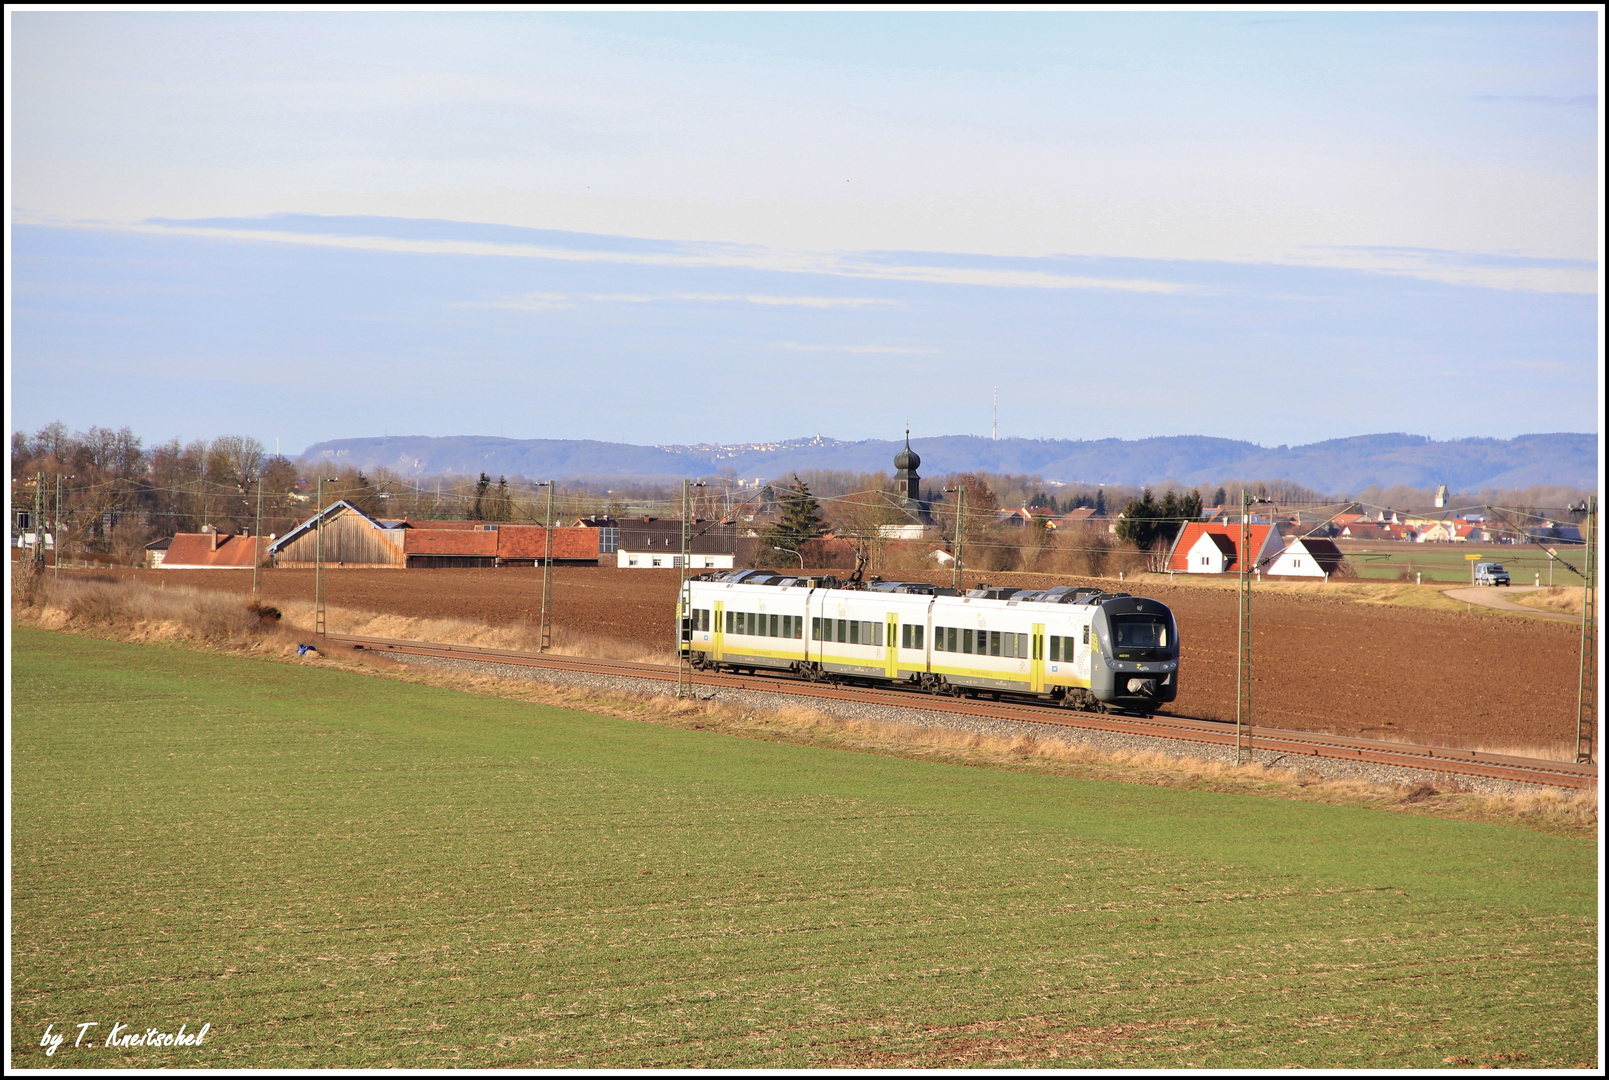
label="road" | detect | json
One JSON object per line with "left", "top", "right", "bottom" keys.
{"left": 1441, "top": 585, "right": 1578, "bottom": 622}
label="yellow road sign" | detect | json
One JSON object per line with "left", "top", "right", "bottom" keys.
{"left": 1464, "top": 553, "right": 1482, "bottom": 560}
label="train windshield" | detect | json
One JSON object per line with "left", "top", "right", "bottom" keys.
{"left": 1110, "top": 614, "right": 1169, "bottom": 650}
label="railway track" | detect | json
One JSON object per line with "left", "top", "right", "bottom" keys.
{"left": 330, "top": 633, "right": 1599, "bottom": 791}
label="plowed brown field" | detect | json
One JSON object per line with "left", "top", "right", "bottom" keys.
{"left": 98, "top": 565, "right": 1582, "bottom": 755}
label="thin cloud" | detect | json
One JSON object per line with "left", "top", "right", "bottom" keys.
{"left": 773, "top": 342, "right": 934, "bottom": 355}
{"left": 586, "top": 293, "right": 899, "bottom": 308}
{"left": 98, "top": 220, "right": 1196, "bottom": 294}
{"left": 462, "top": 292, "right": 900, "bottom": 311}
{"left": 1474, "top": 94, "right": 1597, "bottom": 108}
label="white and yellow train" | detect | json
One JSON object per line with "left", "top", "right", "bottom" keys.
{"left": 678, "top": 571, "right": 1178, "bottom": 713}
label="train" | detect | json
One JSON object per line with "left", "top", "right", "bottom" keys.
{"left": 677, "top": 570, "right": 1179, "bottom": 713}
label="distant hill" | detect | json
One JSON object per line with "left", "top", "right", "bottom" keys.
{"left": 300, "top": 432, "right": 1598, "bottom": 494}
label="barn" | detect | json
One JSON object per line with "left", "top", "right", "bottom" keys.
{"left": 268, "top": 501, "right": 406, "bottom": 568}
{"left": 267, "top": 502, "right": 602, "bottom": 568}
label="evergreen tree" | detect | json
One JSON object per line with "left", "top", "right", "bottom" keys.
{"left": 471, "top": 472, "right": 491, "bottom": 521}
{"left": 487, "top": 476, "right": 513, "bottom": 522}
{"left": 1212, "top": 485, "right": 1227, "bottom": 507}
{"left": 1117, "top": 488, "right": 1202, "bottom": 551}
{"left": 1093, "top": 488, "right": 1107, "bottom": 516}
{"left": 767, "top": 474, "right": 823, "bottom": 553}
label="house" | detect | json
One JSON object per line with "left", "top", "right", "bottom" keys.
{"left": 1052, "top": 507, "right": 1099, "bottom": 529}
{"left": 144, "top": 536, "right": 172, "bottom": 568}
{"left": 1263, "top": 536, "right": 1346, "bottom": 578}
{"left": 997, "top": 507, "right": 1042, "bottom": 528}
{"left": 1163, "top": 522, "right": 1284, "bottom": 575}
{"left": 1339, "top": 522, "right": 1418, "bottom": 543}
{"left": 159, "top": 527, "right": 268, "bottom": 569}
{"left": 617, "top": 516, "right": 743, "bottom": 569}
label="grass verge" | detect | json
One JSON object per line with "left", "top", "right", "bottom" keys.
{"left": 10, "top": 629, "right": 1598, "bottom": 1068}
{"left": 10, "top": 570, "right": 1597, "bottom": 833}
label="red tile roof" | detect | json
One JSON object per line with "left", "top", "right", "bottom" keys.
{"left": 160, "top": 532, "right": 266, "bottom": 569}
{"left": 495, "top": 526, "right": 599, "bottom": 560}
{"left": 397, "top": 524, "right": 600, "bottom": 559}
{"left": 402, "top": 528, "right": 499, "bottom": 556}
{"left": 1165, "top": 522, "right": 1279, "bottom": 573}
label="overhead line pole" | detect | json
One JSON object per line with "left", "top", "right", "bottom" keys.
{"left": 54, "top": 474, "right": 63, "bottom": 576}
{"left": 539, "top": 480, "right": 555, "bottom": 653}
{"left": 252, "top": 476, "right": 264, "bottom": 595}
{"left": 33, "top": 473, "right": 46, "bottom": 568}
{"left": 314, "top": 477, "right": 330, "bottom": 640}
{"left": 1576, "top": 496, "right": 1597, "bottom": 765}
{"left": 1237, "top": 488, "right": 1253, "bottom": 764}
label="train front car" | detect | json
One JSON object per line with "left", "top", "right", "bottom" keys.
{"left": 1087, "top": 595, "right": 1178, "bottom": 712}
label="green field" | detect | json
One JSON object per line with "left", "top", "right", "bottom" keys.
{"left": 10, "top": 629, "right": 1597, "bottom": 1068}
{"left": 1343, "top": 544, "right": 1584, "bottom": 584}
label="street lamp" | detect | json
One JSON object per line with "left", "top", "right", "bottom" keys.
{"left": 773, "top": 545, "right": 803, "bottom": 569}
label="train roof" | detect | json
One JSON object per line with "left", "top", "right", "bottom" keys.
{"left": 688, "top": 574, "right": 1165, "bottom": 612}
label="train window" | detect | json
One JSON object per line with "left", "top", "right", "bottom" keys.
{"left": 990, "top": 631, "right": 1001, "bottom": 656}
{"left": 835, "top": 618, "right": 846, "bottom": 643}
{"left": 849, "top": 620, "right": 860, "bottom": 645}
{"left": 748, "top": 613, "right": 758, "bottom": 635}
{"left": 1111, "top": 614, "right": 1169, "bottom": 649}
{"left": 1049, "top": 635, "right": 1061, "bottom": 661}
{"left": 960, "top": 628, "right": 973, "bottom": 654}
{"left": 902, "top": 624, "right": 912, "bottom": 649}
{"left": 945, "top": 626, "right": 956, "bottom": 652}
{"left": 871, "top": 622, "right": 883, "bottom": 647}
{"left": 913, "top": 625, "right": 923, "bottom": 649}
{"left": 770, "top": 613, "right": 779, "bottom": 637}
{"left": 725, "top": 611, "right": 734, "bottom": 634}
{"left": 794, "top": 617, "right": 802, "bottom": 640}
{"left": 811, "top": 617, "right": 820, "bottom": 640}
{"left": 932, "top": 626, "right": 943, "bottom": 651}
{"left": 782, "top": 615, "right": 791, "bottom": 638}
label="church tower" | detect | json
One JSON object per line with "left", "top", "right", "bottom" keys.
{"left": 894, "top": 430, "right": 922, "bottom": 514}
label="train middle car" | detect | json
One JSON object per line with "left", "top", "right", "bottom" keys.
{"left": 679, "top": 573, "right": 1178, "bottom": 713}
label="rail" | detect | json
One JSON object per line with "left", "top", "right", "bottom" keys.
{"left": 329, "top": 633, "right": 1599, "bottom": 791}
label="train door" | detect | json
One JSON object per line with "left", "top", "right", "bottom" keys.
{"left": 885, "top": 613, "right": 899, "bottom": 679}
{"left": 713, "top": 600, "right": 725, "bottom": 662}
{"left": 1030, "top": 623, "right": 1046, "bottom": 693}
{"left": 1074, "top": 615, "right": 1092, "bottom": 684}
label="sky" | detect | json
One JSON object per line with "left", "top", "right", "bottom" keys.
{"left": 5, "top": 9, "right": 1603, "bottom": 456}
